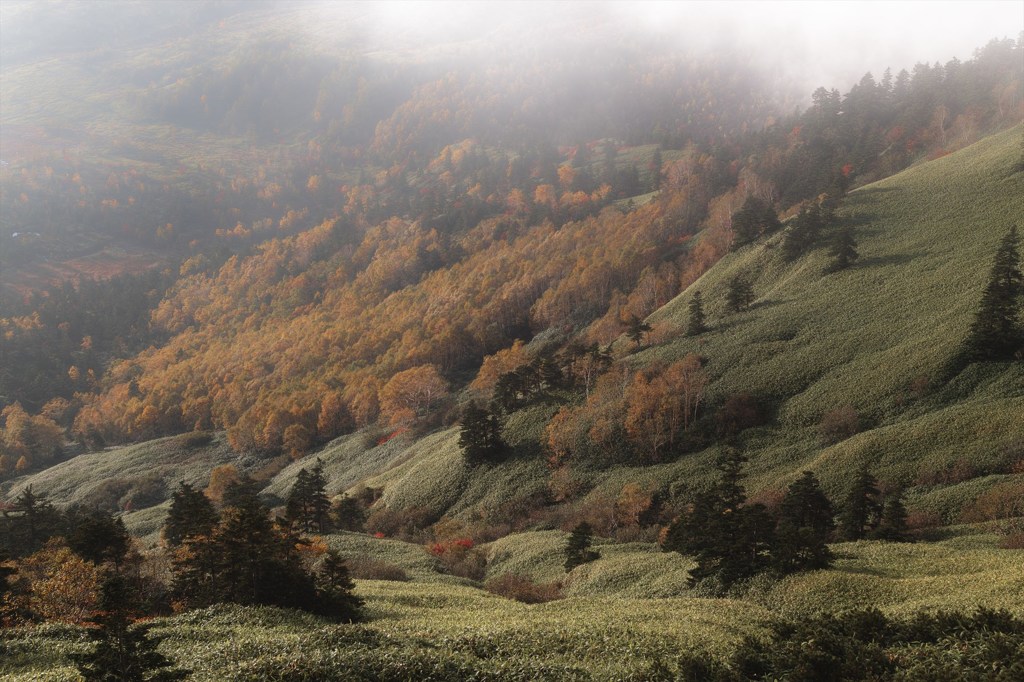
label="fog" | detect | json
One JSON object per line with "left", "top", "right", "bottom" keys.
{"left": 308, "top": 1, "right": 1022, "bottom": 94}
{"left": 3, "top": 1, "right": 1019, "bottom": 97}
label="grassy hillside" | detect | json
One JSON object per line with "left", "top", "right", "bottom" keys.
{"left": 4, "top": 127, "right": 1019, "bottom": 530}
{"left": 0, "top": 432, "right": 236, "bottom": 511}
{"left": 3, "top": 529, "right": 1020, "bottom": 681}
{"left": 324, "top": 124, "right": 1024, "bottom": 525}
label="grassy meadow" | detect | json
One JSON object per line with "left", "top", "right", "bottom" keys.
{"left": 2, "top": 528, "right": 1021, "bottom": 681}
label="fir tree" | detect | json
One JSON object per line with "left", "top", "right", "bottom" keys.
{"left": 838, "top": 467, "right": 882, "bottom": 541}
{"left": 564, "top": 522, "right": 600, "bottom": 572}
{"left": 220, "top": 474, "right": 261, "bottom": 511}
{"left": 782, "top": 203, "right": 824, "bottom": 261}
{"left": 825, "top": 226, "right": 859, "bottom": 273}
{"left": 330, "top": 495, "right": 366, "bottom": 532}
{"left": 70, "top": 574, "right": 188, "bottom": 682}
{"left": 960, "top": 225, "right": 1023, "bottom": 363}
{"left": 686, "top": 291, "right": 708, "bottom": 336}
{"left": 772, "top": 471, "right": 835, "bottom": 573}
{"left": 726, "top": 276, "right": 755, "bottom": 313}
{"left": 66, "top": 509, "right": 130, "bottom": 566}
{"left": 3, "top": 486, "right": 62, "bottom": 556}
{"left": 871, "top": 488, "right": 910, "bottom": 542}
{"left": 163, "top": 482, "right": 218, "bottom": 548}
{"left": 459, "top": 403, "right": 507, "bottom": 465}
{"left": 285, "top": 460, "right": 332, "bottom": 534}
{"left": 663, "top": 447, "right": 773, "bottom": 589}
{"left": 731, "top": 196, "right": 781, "bottom": 250}
{"left": 315, "top": 550, "right": 364, "bottom": 622}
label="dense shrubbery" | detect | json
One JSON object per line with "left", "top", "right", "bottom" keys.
{"left": 678, "top": 607, "right": 1024, "bottom": 681}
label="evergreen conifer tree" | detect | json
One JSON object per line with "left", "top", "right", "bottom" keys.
{"left": 663, "top": 447, "right": 773, "bottom": 589}
{"left": 871, "top": 488, "right": 910, "bottom": 542}
{"left": 459, "top": 403, "right": 507, "bottom": 465}
{"left": 163, "top": 482, "right": 218, "bottom": 547}
{"left": 732, "top": 196, "right": 765, "bottom": 249}
{"left": 773, "top": 471, "right": 835, "bottom": 573}
{"left": 730, "top": 196, "right": 781, "bottom": 250}
{"left": 960, "top": 225, "right": 1023, "bottom": 363}
{"left": 315, "top": 550, "right": 364, "bottom": 622}
{"left": 686, "top": 291, "right": 708, "bottom": 336}
{"left": 726, "top": 276, "right": 755, "bottom": 313}
{"left": 564, "top": 522, "right": 600, "bottom": 572}
{"left": 66, "top": 509, "right": 130, "bottom": 566}
{"left": 285, "top": 461, "right": 332, "bottom": 534}
{"left": 5, "top": 486, "right": 62, "bottom": 556}
{"left": 838, "top": 467, "right": 882, "bottom": 541}
{"left": 70, "top": 574, "right": 188, "bottom": 682}
{"left": 825, "top": 227, "right": 859, "bottom": 273}
{"left": 782, "top": 203, "right": 824, "bottom": 261}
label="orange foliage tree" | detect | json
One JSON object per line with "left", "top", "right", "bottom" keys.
{"left": 379, "top": 365, "right": 449, "bottom": 427}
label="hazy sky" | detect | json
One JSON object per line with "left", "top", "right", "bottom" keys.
{"left": 2, "top": 0, "right": 1021, "bottom": 95}
{"left": 320, "top": 0, "right": 1023, "bottom": 91}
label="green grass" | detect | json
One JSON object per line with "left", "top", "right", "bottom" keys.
{"left": 313, "top": 126, "right": 1024, "bottom": 529}
{"left": 0, "top": 433, "right": 237, "bottom": 511}
{"left": 3, "top": 531, "right": 1020, "bottom": 681}
{"left": 261, "top": 429, "right": 418, "bottom": 504}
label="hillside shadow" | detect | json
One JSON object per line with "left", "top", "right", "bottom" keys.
{"left": 835, "top": 214, "right": 881, "bottom": 231}
{"left": 852, "top": 186, "right": 901, "bottom": 196}
{"left": 854, "top": 252, "right": 923, "bottom": 269}
{"left": 748, "top": 298, "right": 792, "bottom": 313}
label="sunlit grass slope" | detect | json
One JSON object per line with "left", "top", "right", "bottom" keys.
{"left": 318, "top": 127, "right": 1023, "bottom": 525}
{"left": 646, "top": 124, "right": 1024, "bottom": 425}
{"left": 0, "top": 433, "right": 236, "bottom": 510}
{"left": 3, "top": 530, "right": 1020, "bottom": 681}
{"left": 632, "top": 124, "right": 1024, "bottom": 494}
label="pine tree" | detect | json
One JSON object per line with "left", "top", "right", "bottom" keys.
{"left": 960, "top": 225, "right": 1023, "bottom": 363}
{"left": 220, "top": 474, "right": 261, "bottom": 510}
{"left": 5, "top": 486, "right": 62, "bottom": 556}
{"left": 838, "top": 467, "right": 882, "bottom": 541}
{"left": 871, "top": 488, "right": 910, "bottom": 542}
{"left": 163, "top": 482, "right": 218, "bottom": 548}
{"left": 330, "top": 495, "right": 366, "bottom": 532}
{"left": 726, "top": 276, "right": 754, "bottom": 313}
{"left": 732, "top": 195, "right": 765, "bottom": 249}
{"left": 285, "top": 469, "right": 314, "bottom": 531}
{"left": 773, "top": 471, "right": 835, "bottom": 573}
{"left": 564, "top": 522, "right": 600, "bottom": 572}
{"left": 686, "top": 291, "right": 708, "bottom": 336}
{"left": 70, "top": 574, "right": 188, "bottom": 682}
{"left": 459, "top": 403, "right": 507, "bottom": 465}
{"left": 825, "top": 227, "right": 859, "bottom": 273}
{"left": 731, "top": 196, "right": 781, "bottom": 250}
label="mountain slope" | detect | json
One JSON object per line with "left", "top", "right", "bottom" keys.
{"left": 316, "top": 124, "right": 1024, "bottom": 523}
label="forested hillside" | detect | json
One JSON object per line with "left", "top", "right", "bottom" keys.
{"left": 2, "top": 16, "right": 1019, "bottom": 474}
